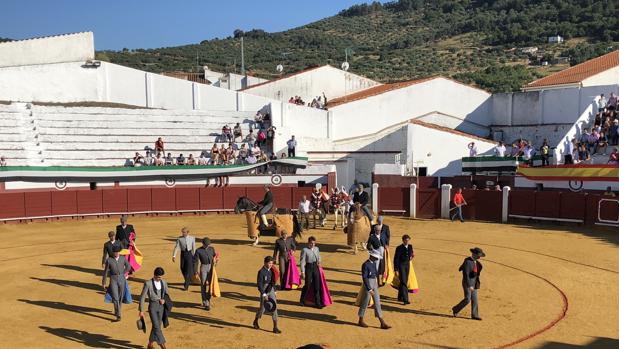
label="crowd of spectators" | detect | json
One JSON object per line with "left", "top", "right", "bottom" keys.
{"left": 288, "top": 93, "right": 328, "bottom": 109}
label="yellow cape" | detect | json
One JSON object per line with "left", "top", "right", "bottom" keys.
{"left": 209, "top": 266, "right": 221, "bottom": 298}
{"left": 391, "top": 260, "right": 419, "bottom": 292}
{"left": 382, "top": 248, "right": 395, "bottom": 285}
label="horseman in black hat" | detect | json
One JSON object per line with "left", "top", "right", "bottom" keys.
{"left": 257, "top": 185, "right": 274, "bottom": 230}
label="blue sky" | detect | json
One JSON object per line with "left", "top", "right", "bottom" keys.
{"left": 0, "top": 0, "right": 381, "bottom": 50}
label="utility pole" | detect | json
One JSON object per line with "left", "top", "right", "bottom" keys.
{"left": 241, "top": 36, "right": 245, "bottom": 76}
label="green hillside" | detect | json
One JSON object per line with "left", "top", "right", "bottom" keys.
{"left": 99, "top": 0, "right": 619, "bottom": 92}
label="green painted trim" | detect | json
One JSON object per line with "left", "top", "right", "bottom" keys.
{"left": 0, "top": 157, "right": 309, "bottom": 172}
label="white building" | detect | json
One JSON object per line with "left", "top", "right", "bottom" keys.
{"left": 548, "top": 35, "right": 564, "bottom": 44}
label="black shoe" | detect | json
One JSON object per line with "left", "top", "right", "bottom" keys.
{"left": 253, "top": 319, "right": 260, "bottom": 329}
{"left": 403, "top": 301, "right": 410, "bottom": 305}
{"left": 472, "top": 317, "right": 482, "bottom": 321}
{"left": 113, "top": 316, "right": 121, "bottom": 322}
{"left": 205, "top": 305, "right": 211, "bottom": 311}
{"left": 452, "top": 308, "right": 458, "bottom": 318}
{"left": 273, "top": 327, "right": 282, "bottom": 334}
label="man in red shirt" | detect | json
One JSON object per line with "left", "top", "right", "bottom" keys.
{"left": 155, "top": 137, "right": 165, "bottom": 156}
{"left": 608, "top": 148, "right": 618, "bottom": 164}
{"left": 450, "top": 188, "right": 467, "bottom": 223}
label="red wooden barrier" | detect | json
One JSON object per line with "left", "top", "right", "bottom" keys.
{"left": 246, "top": 187, "right": 264, "bottom": 203}
{"left": 462, "top": 190, "right": 502, "bottom": 222}
{"left": 534, "top": 191, "right": 561, "bottom": 218}
{"left": 597, "top": 196, "right": 619, "bottom": 223}
{"left": 271, "top": 187, "right": 293, "bottom": 209}
{"left": 0, "top": 192, "right": 25, "bottom": 218}
{"left": 127, "top": 188, "right": 152, "bottom": 212}
{"left": 223, "top": 187, "right": 246, "bottom": 209}
{"left": 77, "top": 190, "right": 103, "bottom": 214}
{"left": 102, "top": 189, "right": 128, "bottom": 213}
{"left": 509, "top": 190, "right": 535, "bottom": 217}
{"left": 417, "top": 189, "right": 440, "bottom": 218}
{"left": 559, "top": 192, "right": 586, "bottom": 221}
{"left": 176, "top": 187, "right": 200, "bottom": 211}
{"left": 151, "top": 188, "right": 176, "bottom": 211}
{"left": 200, "top": 187, "right": 224, "bottom": 210}
{"left": 24, "top": 191, "right": 52, "bottom": 217}
{"left": 51, "top": 191, "right": 78, "bottom": 216}
{"left": 378, "top": 187, "right": 409, "bottom": 214}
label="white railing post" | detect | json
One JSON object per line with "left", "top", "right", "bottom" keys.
{"left": 502, "top": 186, "right": 511, "bottom": 223}
{"left": 372, "top": 183, "right": 379, "bottom": 213}
{"left": 409, "top": 183, "right": 417, "bottom": 219}
{"left": 441, "top": 184, "right": 452, "bottom": 219}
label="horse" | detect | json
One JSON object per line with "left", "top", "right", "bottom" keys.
{"left": 311, "top": 189, "right": 330, "bottom": 228}
{"left": 331, "top": 191, "right": 350, "bottom": 230}
{"left": 234, "top": 197, "right": 298, "bottom": 246}
{"left": 344, "top": 202, "right": 372, "bottom": 254}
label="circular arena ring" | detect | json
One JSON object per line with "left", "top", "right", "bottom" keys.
{"left": 1, "top": 216, "right": 618, "bottom": 348}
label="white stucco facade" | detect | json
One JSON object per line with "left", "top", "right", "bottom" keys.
{"left": 241, "top": 65, "right": 380, "bottom": 103}
{"left": 0, "top": 32, "right": 94, "bottom": 68}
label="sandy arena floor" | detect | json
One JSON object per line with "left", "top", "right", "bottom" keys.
{"left": 1, "top": 214, "right": 618, "bottom": 349}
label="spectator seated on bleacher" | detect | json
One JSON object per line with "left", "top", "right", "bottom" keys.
{"left": 233, "top": 123, "right": 243, "bottom": 142}
{"left": 251, "top": 144, "right": 261, "bottom": 158}
{"left": 255, "top": 112, "right": 264, "bottom": 129}
{"left": 155, "top": 137, "right": 165, "bottom": 156}
{"left": 219, "top": 144, "right": 228, "bottom": 165}
{"left": 0, "top": 156, "right": 6, "bottom": 167}
{"left": 177, "top": 154, "right": 186, "bottom": 166}
{"left": 608, "top": 148, "right": 619, "bottom": 164}
{"left": 596, "top": 132, "right": 609, "bottom": 155}
{"left": 164, "top": 153, "right": 174, "bottom": 166}
{"left": 144, "top": 150, "right": 155, "bottom": 166}
{"left": 133, "top": 152, "right": 145, "bottom": 167}
{"left": 246, "top": 152, "right": 257, "bottom": 164}
{"left": 576, "top": 143, "right": 589, "bottom": 163}
{"left": 198, "top": 152, "right": 209, "bottom": 166}
{"left": 155, "top": 153, "right": 164, "bottom": 166}
{"left": 222, "top": 125, "right": 232, "bottom": 142}
{"left": 259, "top": 151, "right": 268, "bottom": 163}
{"left": 187, "top": 154, "right": 196, "bottom": 165}
{"left": 607, "top": 92, "right": 618, "bottom": 111}
{"left": 226, "top": 144, "right": 236, "bottom": 165}
{"left": 210, "top": 144, "right": 220, "bottom": 165}
{"left": 280, "top": 152, "right": 286, "bottom": 159}
{"left": 269, "top": 152, "right": 277, "bottom": 160}
{"left": 237, "top": 144, "right": 248, "bottom": 164}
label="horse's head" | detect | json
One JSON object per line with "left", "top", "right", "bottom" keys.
{"left": 235, "top": 196, "right": 256, "bottom": 214}
{"left": 352, "top": 203, "right": 364, "bottom": 220}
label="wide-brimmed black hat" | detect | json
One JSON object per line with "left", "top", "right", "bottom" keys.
{"left": 264, "top": 297, "right": 277, "bottom": 313}
{"left": 136, "top": 317, "right": 146, "bottom": 333}
{"left": 470, "top": 247, "right": 486, "bottom": 257}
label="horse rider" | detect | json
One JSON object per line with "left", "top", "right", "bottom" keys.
{"left": 350, "top": 183, "right": 373, "bottom": 222}
{"left": 257, "top": 185, "right": 274, "bottom": 230}
{"left": 311, "top": 187, "right": 329, "bottom": 228}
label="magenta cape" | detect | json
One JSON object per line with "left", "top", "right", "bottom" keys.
{"left": 305, "top": 265, "right": 333, "bottom": 307}
{"left": 284, "top": 250, "right": 301, "bottom": 290}
{"left": 127, "top": 232, "right": 142, "bottom": 273}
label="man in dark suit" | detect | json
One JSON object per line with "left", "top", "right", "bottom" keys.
{"left": 115, "top": 215, "right": 135, "bottom": 249}
{"left": 452, "top": 247, "right": 485, "bottom": 320}
{"left": 351, "top": 183, "right": 373, "bottom": 222}
{"left": 272, "top": 230, "right": 296, "bottom": 289}
{"left": 367, "top": 216, "right": 390, "bottom": 283}
{"left": 393, "top": 234, "right": 414, "bottom": 305}
{"left": 253, "top": 256, "right": 281, "bottom": 334}
{"left": 102, "top": 231, "right": 122, "bottom": 269}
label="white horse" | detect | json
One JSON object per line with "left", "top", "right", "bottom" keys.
{"left": 332, "top": 189, "right": 350, "bottom": 229}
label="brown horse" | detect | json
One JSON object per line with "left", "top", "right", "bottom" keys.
{"left": 345, "top": 203, "right": 372, "bottom": 254}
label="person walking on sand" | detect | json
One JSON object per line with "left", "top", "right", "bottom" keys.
{"left": 452, "top": 247, "right": 485, "bottom": 321}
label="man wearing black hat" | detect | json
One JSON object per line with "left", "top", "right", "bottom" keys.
{"left": 102, "top": 244, "right": 131, "bottom": 321}
{"left": 195, "top": 237, "right": 216, "bottom": 310}
{"left": 253, "top": 256, "right": 281, "bottom": 334}
{"left": 139, "top": 267, "right": 168, "bottom": 349}
{"left": 101, "top": 231, "right": 122, "bottom": 269}
{"left": 452, "top": 247, "right": 485, "bottom": 320}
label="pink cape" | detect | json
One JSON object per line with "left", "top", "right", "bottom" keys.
{"left": 127, "top": 232, "right": 142, "bottom": 273}
{"left": 305, "top": 265, "right": 333, "bottom": 307}
{"left": 284, "top": 250, "right": 301, "bottom": 290}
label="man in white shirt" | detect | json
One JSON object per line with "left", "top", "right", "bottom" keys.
{"left": 598, "top": 94, "right": 607, "bottom": 112}
{"left": 198, "top": 152, "right": 209, "bottom": 165}
{"left": 144, "top": 150, "right": 155, "bottom": 166}
{"left": 523, "top": 144, "right": 535, "bottom": 165}
{"left": 564, "top": 138, "right": 575, "bottom": 164}
{"left": 494, "top": 141, "right": 506, "bottom": 157}
{"left": 172, "top": 227, "right": 196, "bottom": 291}
{"left": 298, "top": 195, "right": 311, "bottom": 231}
{"left": 468, "top": 142, "right": 477, "bottom": 157}
{"left": 287, "top": 136, "right": 297, "bottom": 158}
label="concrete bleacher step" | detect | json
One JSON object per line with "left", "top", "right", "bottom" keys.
{"left": 43, "top": 142, "right": 250, "bottom": 151}
{"left": 37, "top": 134, "right": 251, "bottom": 143}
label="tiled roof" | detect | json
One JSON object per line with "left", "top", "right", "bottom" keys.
{"left": 326, "top": 76, "right": 488, "bottom": 108}
{"left": 239, "top": 65, "right": 325, "bottom": 91}
{"left": 327, "top": 76, "right": 437, "bottom": 108}
{"left": 525, "top": 49, "right": 619, "bottom": 89}
{"left": 410, "top": 119, "right": 495, "bottom": 144}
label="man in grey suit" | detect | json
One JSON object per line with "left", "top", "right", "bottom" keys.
{"left": 452, "top": 247, "right": 485, "bottom": 321}
{"left": 102, "top": 244, "right": 131, "bottom": 321}
{"left": 139, "top": 267, "right": 169, "bottom": 349}
{"left": 195, "top": 237, "right": 216, "bottom": 310}
{"left": 172, "top": 227, "right": 196, "bottom": 291}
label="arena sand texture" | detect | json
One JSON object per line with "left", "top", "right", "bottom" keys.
{"left": 1, "top": 215, "right": 618, "bottom": 348}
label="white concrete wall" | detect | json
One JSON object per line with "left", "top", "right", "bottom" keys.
{"left": 0, "top": 62, "right": 102, "bottom": 103}
{"left": 272, "top": 103, "right": 330, "bottom": 155}
{"left": 242, "top": 65, "right": 380, "bottom": 103}
{"left": 104, "top": 63, "right": 148, "bottom": 106}
{"left": 410, "top": 124, "right": 495, "bottom": 176}
{"left": 583, "top": 66, "right": 619, "bottom": 87}
{"left": 330, "top": 77, "right": 492, "bottom": 140}
{"left": 0, "top": 32, "right": 94, "bottom": 68}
